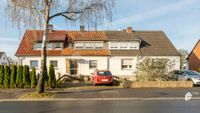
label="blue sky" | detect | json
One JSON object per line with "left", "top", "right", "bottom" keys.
{"left": 0, "top": 0, "right": 200, "bottom": 58}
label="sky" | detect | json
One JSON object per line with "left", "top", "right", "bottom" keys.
{"left": 0, "top": 0, "right": 200, "bottom": 59}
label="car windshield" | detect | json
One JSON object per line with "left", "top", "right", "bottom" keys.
{"left": 97, "top": 71, "right": 112, "bottom": 76}
{"left": 185, "top": 70, "right": 200, "bottom": 75}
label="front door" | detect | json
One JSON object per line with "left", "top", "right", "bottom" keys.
{"left": 66, "top": 59, "right": 78, "bottom": 75}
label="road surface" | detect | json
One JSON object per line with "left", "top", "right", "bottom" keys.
{"left": 0, "top": 99, "right": 199, "bottom": 113}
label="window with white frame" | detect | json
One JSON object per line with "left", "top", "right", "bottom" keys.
{"left": 75, "top": 42, "right": 84, "bottom": 49}
{"left": 34, "top": 43, "right": 42, "bottom": 49}
{"left": 130, "top": 42, "right": 139, "bottom": 49}
{"left": 85, "top": 43, "right": 94, "bottom": 49}
{"left": 47, "top": 43, "right": 53, "bottom": 49}
{"left": 110, "top": 42, "right": 118, "bottom": 49}
{"left": 50, "top": 60, "right": 58, "bottom": 68}
{"left": 121, "top": 59, "right": 133, "bottom": 69}
{"left": 120, "top": 42, "right": 128, "bottom": 49}
{"left": 54, "top": 43, "right": 62, "bottom": 49}
{"left": 30, "top": 60, "right": 38, "bottom": 68}
{"left": 89, "top": 60, "right": 97, "bottom": 69}
{"left": 95, "top": 42, "right": 104, "bottom": 49}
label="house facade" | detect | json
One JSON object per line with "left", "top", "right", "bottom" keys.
{"left": 187, "top": 40, "right": 200, "bottom": 71}
{"left": 16, "top": 26, "right": 180, "bottom": 78}
{"left": 0, "top": 52, "right": 9, "bottom": 65}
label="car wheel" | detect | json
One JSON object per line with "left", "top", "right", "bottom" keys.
{"left": 187, "top": 79, "right": 194, "bottom": 86}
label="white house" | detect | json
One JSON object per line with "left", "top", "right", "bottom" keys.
{"left": 16, "top": 26, "right": 180, "bottom": 78}
{"left": 0, "top": 52, "right": 10, "bottom": 65}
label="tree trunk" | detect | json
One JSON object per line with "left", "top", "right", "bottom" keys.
{"left": 36, "top": 2, "right": 50, "bottom": 93}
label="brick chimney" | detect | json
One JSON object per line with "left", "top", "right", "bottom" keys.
{"left": 127, "top": 26, "right": 132, "bottom": 33}
{"left": 48, "top": 24, "right": 53, "bottom": 33}
{"left": 80, "top": 25, "right": 84, "bottom": 32}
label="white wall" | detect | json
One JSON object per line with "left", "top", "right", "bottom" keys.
{"left": 18, "top": 56, "right": 108, "bottom": 78}
{"left": 109, "top": 56, "right": 137, "bottom": 76}
{"left": 0, "top": 53, "right": 9, "bottom": 65}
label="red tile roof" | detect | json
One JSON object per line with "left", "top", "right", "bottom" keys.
{"left": 16, "top": 30, "right": 110, "bottom": 56}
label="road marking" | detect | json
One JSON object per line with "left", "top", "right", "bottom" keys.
{"left": 1, "top": 97, "right": 200, "bottom": 102}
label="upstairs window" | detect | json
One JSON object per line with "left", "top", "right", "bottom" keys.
{"left": 47, "top": 43, "right": 53, "bottom": 49}
{"left": 54, "top": 43, "right": 62, "bottom": 49}
{"left": 75, "top": 42, "right": 84, "bottom": 49}
{"left": 110, "top": 42, "right": 118, "bottom": 49}
{"left": 130, "top": 42, "right": 139, "bottom": 49}
{"left": 85, "top": 43, "right": 94, "bottom": 49}
{"left": 120, "top": 42, "right": 128, "bottom": 49}
{"left": 95, "top": 43, "right": 104, "bottom": 49}
{"left": 34, "top": 43, "right": 42, "bottom": 50}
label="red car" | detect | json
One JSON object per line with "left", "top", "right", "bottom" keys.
{"left": 91, "top": 70, "right": 113, "bottom": 86}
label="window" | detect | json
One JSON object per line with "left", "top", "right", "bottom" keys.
{"left": 30, "top": 60, "right": 38, "bottom": 68}
{"left": 130, "top": 42, "right": 139, "bottom": 49}
{"left": 89, "top": 60, "right": 97, "bottom": 69}
{"left": 75, "top": 42, "right": 84, "bottom": 49}
{"left": 85, "top": 43, "right": 94, "bottom": 49}
{"left": 50, "top": 60, "right": 58, "bottom": 67}
{"left": 121, "top": 59, "right": 132, "bottom": 69}
{"left": 54, "top": 43, "right": 62, "bottom": 49}
{"left": 47, "top": 43, "right": 53, "bottom": 49}
{"left": 120, "top": 42, "right": 128, "bottom": 49}
{"left": 95, "top": 43, "right": 104, "bottom": 49}
{"left": 110, "top": 42, "right": 118, "bottom": 49}
{"left": 34, "top": 43, "right": 42, "bottom": 49}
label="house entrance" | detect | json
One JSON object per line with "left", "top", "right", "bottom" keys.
{"left": 66, "top": 59, "right": 78, "bottom": 75}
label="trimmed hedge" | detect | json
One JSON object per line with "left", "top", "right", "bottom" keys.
{"left": 0, "top": 65, "right": 4, "bottom": 87}
{"left": 48, "top": 65, "right": 56, "bottom": 88}
{"left": 3, "top": 66, "right": 11, "bottom": 88}
{"left": 22, "top": 65, "right": 30, "bottom": 88}
{"left": 31, "top": 67, "right": 37, "bottom": 88}
{"left": 10, "top": 65, "right": 17, "bottom": 88}
{"left": 16, "top": 65, "right": 23, "bottom": 88}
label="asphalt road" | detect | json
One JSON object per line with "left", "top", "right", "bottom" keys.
{"left": 0, "top": 99, "right": 199, "bottom": 113}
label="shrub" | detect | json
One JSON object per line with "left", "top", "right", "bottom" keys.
{"left": 16, "top": 65, "right": 23, "bottom": 88}
{"left": 3, "top": 66, "right": 11, "bottom": 88}
{"left": 0, "top": 65, "right": 4, "bottom": 87}
{"left": 22, "top": 65, "right": 30, "bottom": 88}
{"left": 30, "top": 67, "right": 37, "bottom": 88}
{"left": 10, "top": 65, "right": 17, "bottom": 88}
{"left": 136, "top": 58, "right": 174, "bottom": 81}
{"left": 48, "top": 65, "right": 56, "bottom": 88}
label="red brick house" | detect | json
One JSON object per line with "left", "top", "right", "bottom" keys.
{"left": 188, "top": 40, "right": 200, "bottom": 71}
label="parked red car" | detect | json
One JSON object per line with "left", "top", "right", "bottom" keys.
{"left": 91, "top": 70, "right": 113, "bottom": 86}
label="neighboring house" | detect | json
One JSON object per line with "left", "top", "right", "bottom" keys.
{"left": 16, "top": 26, "right": 180, "bottom": 78}
{"left": 0, "top": 52, "right": 10, "bottom": 65}
{"left": 187, "top": 39, "right": 200, "bottom": 71}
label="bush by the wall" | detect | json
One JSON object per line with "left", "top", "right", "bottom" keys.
{"left": 3, "top": 66, "right": 11, "bottom": 88}
{"left": 136, "top": 58, "right": 175, "bottom": 81}
{"left": 22, "top": 65, "right": 30, "bottom": 88}
{"left": 48, "top": 65, "right": 56, "bottom": 88}
{"left": 10, "top": 65, "right": 17, "bottom": 88}
{"left": 0, "top": 65, "right": 4, "bottom": 87}
{"left": 30, "top": 67, "right": 37, "bottom": 88}
{"left": 16, "top": 65, "right": 23, "bottom": 88}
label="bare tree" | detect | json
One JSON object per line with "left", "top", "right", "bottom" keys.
{"left": 5, "top": 0, "right": 115, "bottom": 93}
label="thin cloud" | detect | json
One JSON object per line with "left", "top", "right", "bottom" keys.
{"left": 104, "top": 0, "right": 198, "bottom": 27}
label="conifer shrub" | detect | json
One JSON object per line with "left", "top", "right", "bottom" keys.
{"left": 30, "top": 67, "right": 37, "bottom": 88}
{"left": 22, "top": 65, "right": 30, "bottom": 88}
{"left": 16, "top": 65, "right": 23, "bottom": 88}
{"left": 0, "top": 65, "right": 4, "bottom": 87}
{"left": 48, "top": 65, "right": 56, "bottom": 88}
{"left": 10, "top": 65, "right": 17, "bottom": 88}
{"left": 3, "top": 66, "right": 11, "bottom": 88}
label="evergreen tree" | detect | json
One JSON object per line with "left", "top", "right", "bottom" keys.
{"left": 22, "top": 65, "right": 30, "bottom": 88}
{"left": 3, "top": 66, "right": 11, "bottom": 88}
{"left": 30, "top": 67, "right": 37, "bottom": 88}
{"left": 16, "top": 65, "right": 23, "bottom": 88}
{"left": 0, "top": 65, "right": 4, "bottom": 87}
{"left": 10, "top": 65, "right": 17, "bottom": 88}
{"left": 48, "top": 65, "right": 56, "bottom": 88}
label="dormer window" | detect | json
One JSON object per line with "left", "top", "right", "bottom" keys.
{"left": 75, "top": 42, "right": 84, "bottom": 49}
{"left": 54, "top": 42, "right": 62, "bottom": 49}
{"left": 109, "top": 41, "right": 140, "bottom": 50}
{"left": 47, "top": 43, "right": 53, "bottom": 49}
{"left": 120, "top": 42, "right": 128, "bottom": 49}
{"left": 95, "top": 43, "right": 104, "bottom": 49}
{"left": 110, "top": 42, "right": 118, "bottom": 49}
{"left": 85, "top": 42, "right": 94, "bottom": 49}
